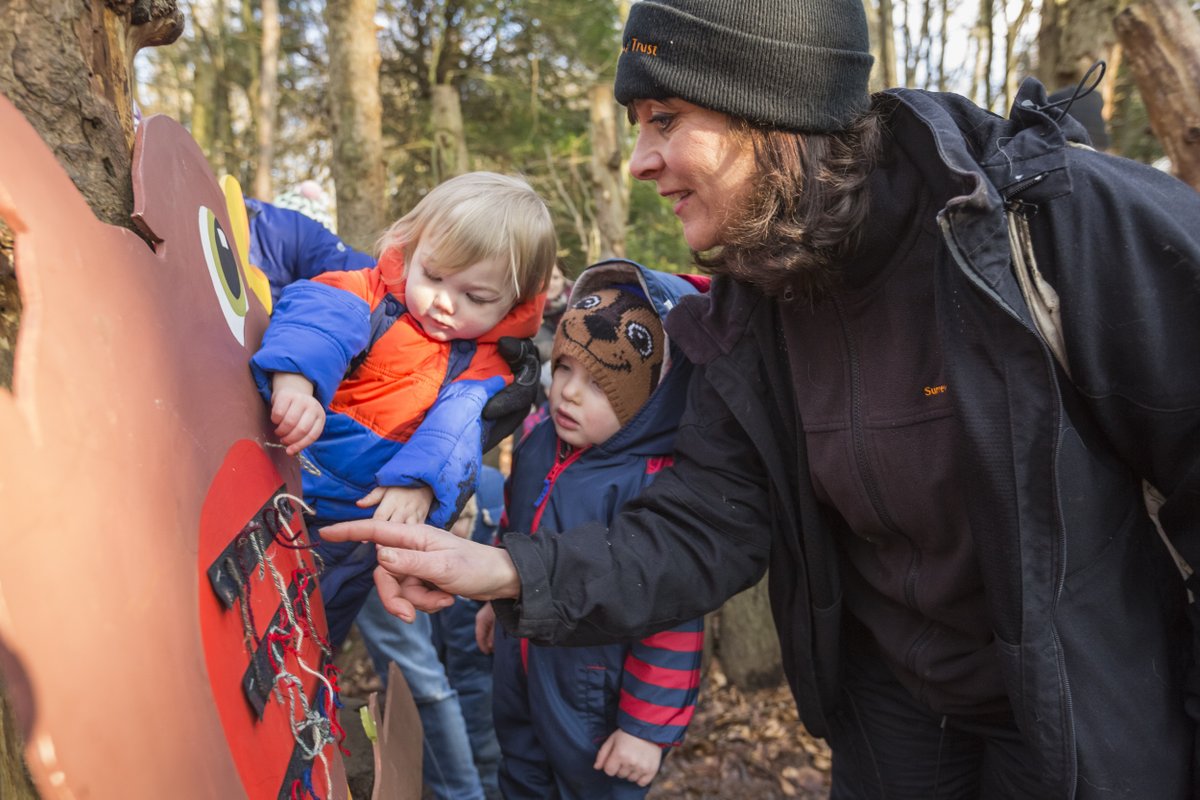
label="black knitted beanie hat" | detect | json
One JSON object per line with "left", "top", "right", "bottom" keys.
{"left": 614, "top": 0, "right": 874, "bottom": 133}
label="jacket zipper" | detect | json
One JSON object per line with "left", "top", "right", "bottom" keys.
{"left": 832, "top": 296, "right": 924, "bottom": 614}
{"left": 938, "top": 210, "right": 1076, "bottom": 798}
{"left": 530, "top": 441, "right": 587, "bottom": 532}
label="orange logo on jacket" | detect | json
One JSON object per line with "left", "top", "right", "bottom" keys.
{"left": 924, "top": 384, "right": 948, "bottom": 396}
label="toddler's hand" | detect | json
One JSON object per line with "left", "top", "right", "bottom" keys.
{"left": 270, "top": 373, "right": 324, "bottom": 455}
{"left": 475, "top": 602, "right": 496, "bottom": 654}
{"left": 594, "top": 729, "right": 663, "bottom": 787}
{"left": 357, "top": 484, "right": 434, "bottom": 525}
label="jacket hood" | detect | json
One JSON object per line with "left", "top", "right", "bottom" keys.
{"left": 566, "top": 259, "right": 702, "bottom": 455}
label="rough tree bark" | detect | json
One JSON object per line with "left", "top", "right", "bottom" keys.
{"left": 589, "top": 84, "right": 627, "bottom": 261}
{"left": 431, "top": 84, "right": 470, "bottom": 180}
{"left": 0, "top": 1, "right": 182, "bottom": 231}
{"left": 324, "top": 0, "right": 387, "bottom": 253}
{"left": 1037, "top": 0, "right": 1123, "bottom": 91}
{"left": 0, "top": 3, "right": 183, "bottom": 794}
{"left": 1002, "top": 0, "right": 1036, "bottom": 113}
{"left": 874, "top": 0, "right": 898, "bottom": 89}
{"left": 862, "top": 0, "right": 886, "bottom": 92}
{"left": 970, "top": 0, "right": 995, "bottom": 108}
{"left": 718, "top": 576, "right": 784, "bottom": 691}
{"left": 255, "top": 0, "right": 280, "bottom": 200}
{"left": 1114, "top": 0, "right": 1200, "bottom": 190}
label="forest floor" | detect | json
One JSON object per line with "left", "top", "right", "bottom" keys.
{"left": 648, "top": 665, "right": 832, "bottom": 800}
{"left": 336, "top": 633, "right": 833, "bottom": 800}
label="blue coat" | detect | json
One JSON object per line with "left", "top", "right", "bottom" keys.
{"left": 245, "top": 197, "right": 374, "bottom": 302}
{"left": 494, "top": 261, "right": 705, "bottom": 798}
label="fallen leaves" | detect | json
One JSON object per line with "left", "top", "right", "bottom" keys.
{"left": 649, "top": 660, "right": 831, "bottom": 799}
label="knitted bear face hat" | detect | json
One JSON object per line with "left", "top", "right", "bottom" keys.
{"left": 552, "top": 286, "right": 664, "bottom": 428}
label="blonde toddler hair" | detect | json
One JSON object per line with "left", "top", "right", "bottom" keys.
{"left": 377, "top": 172, "right": 557, "bottom": 303}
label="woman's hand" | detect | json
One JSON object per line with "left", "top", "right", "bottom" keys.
{"left": 319, "top": 519, "right": 521, "bottom": 621}
{"left": 594, "top": 729, "right": 663, "bottom": 787}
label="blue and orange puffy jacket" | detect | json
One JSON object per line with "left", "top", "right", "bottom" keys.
{"left": 250, "top": 247, "right": 544, "bottom": 526}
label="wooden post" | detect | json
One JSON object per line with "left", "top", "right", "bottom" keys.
{"left": 1114, "top": 0, "right": 1200, "bottom": 191}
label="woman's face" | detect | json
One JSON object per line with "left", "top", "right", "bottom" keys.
{"left": 628, "top": 98, "right": 758, "bottom": 252}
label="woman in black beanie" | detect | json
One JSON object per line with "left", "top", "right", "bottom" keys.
{"left": 324, "top": 2, "right": 1200, "bottom": 797}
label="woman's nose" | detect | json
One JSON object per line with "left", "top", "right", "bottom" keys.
{"left": 628, "top": 130, "right": 662, "bottom": 181}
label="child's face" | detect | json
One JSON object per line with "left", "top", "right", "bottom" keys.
{"left": 548, "top": 353, "right": 622, "bottom": 448}
{"left": 405, "top": 239, "right": 516, "bottom": 341}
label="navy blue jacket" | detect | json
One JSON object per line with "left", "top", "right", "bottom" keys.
{"left": 502, "top": 260, "right": 705, "bottom": 747}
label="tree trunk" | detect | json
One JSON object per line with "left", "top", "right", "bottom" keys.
{"left": 876, "top": 0, "right": 898, "bottom": 89}
{"left": 191, "top": 51, "right": 215, "bottom": 159}
{"left": 937, "top": 0, "right": 949, "bottom": 90}
{"left": 255, "top": 0, "right": 280, "bottom": 200}
{"left": 324, "top": 0, "right": 386, "bottom": 253}
{"left": 1037, "top": 0, "right": 1123, "bottom": 91}
{"left": 862, "top": 0, "right": 886, "bottom": 92}
{"left": 0, "top": 3, "right": 182, "bottom": 791}
{"left": 192, "top": 0, "right": 233, "bottom": 178}
{"left": 431, "top": 83, "right": 470, "bottom": 180}
{"left": 589, "top": 84, "right": 627, "bottom": 261}
{"left": 1114, "top": 0, "right": 1200, "bottom": 190}
{"left": 970, "top": 0, "right": 995, "bottom": 108}
{"left": 1003, "top": 0, "right": 1036, "bottom": 112}
{"left": 0, "top": 1, "right": 181, "bottom": 229}
{"left": 718, "top": 576, "right": 784, "bottom": 691}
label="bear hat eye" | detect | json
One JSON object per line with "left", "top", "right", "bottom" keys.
{"left": 625, "top": 321, "right": 654, "bottom": 358}
{"left": 574, "top": 294, "right": 602, "bottom": 310}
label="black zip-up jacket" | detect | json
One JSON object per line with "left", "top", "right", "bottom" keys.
{"left": 495, "top": 80, "right": 1200, "bottom": 797}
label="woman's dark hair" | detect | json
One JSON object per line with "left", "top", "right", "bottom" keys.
{"left": 695, "top": 94, "right": 893, "bottom": 299}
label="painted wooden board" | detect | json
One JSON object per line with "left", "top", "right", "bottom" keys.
{"left": 0, "top": 95, "right": 349, "bottom": 799}
{"left": 369, "top": 663, "right": 424, "bottom": 800}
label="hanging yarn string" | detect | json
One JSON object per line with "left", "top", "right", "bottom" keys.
{"left": 264, "top": 441, "right": 324, "bottom": 477}
{"left": 206, "top": 483, "right": 346, "bottom": 796}
{"left": 291, "top": 568, "right": 332, "bottom": 659}
{"left": 265, "top": 627, "right": 335, "bottom": 795}
{"left": 270, "top": 493, "right": 316, "bottom": 550}
{"left": 291, "top": 777, "right": 318, "bottom": 800}
{"left": 223, "top": 556, "right": 259, "bottom": 651}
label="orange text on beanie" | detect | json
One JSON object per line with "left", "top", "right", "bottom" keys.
{"left": 552, "top": 287, "right": 664, "bottom": 427}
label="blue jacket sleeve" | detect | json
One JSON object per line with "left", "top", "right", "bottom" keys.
{"left": 374, "top": 377, "right": 506, "bottom": 529}
{"left": 249, "top": 280, "right": 371, "bottom": 406}
{"left": 246, "top": 198, "right": 376, "bottom": 302}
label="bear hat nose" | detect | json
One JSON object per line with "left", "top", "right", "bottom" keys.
{"left": 584, "top": 313, "right": 618, "bottom": 341}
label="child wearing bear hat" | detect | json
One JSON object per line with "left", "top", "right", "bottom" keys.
{"left": 475, "top": 260, "right": 705, "bottom": 796}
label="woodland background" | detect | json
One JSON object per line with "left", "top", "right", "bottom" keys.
{"left": 2, "top": 1, "right": 1200, "bottom": 797}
